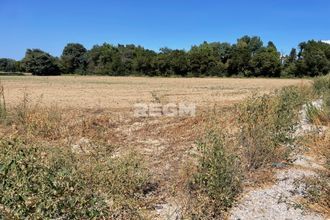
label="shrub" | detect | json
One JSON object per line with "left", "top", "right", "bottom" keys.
{"left": 313, "top": 74, "right": 330, "bottom": 95}
{"left": 0, "top": 138, "right": 149, "bottom": 219}
{"left": 0, "top": 139, "right": 108, "bottom": 219}
{"left": 191, "top": 131, "right": 242, "bottom": 217}
{"left": 237, "top": 86, "right": 307, "bottom": 170}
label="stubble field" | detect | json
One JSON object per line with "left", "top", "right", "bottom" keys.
{"left": 0, "top": 76, "right": 307, "bottom": 110}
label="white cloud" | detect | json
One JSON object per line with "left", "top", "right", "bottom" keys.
{"left": 321, "top": 40, "right": 330, "bottom": 44}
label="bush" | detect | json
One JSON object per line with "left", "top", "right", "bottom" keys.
{"left": 191, "top": 131, "right": 242, "bottom": 217}
{"left": 313, "top": 74, "right": 330, "bottom": 95}
{"left": 237, "top": 86, "right": 307, "bottom": 170}
{"left": 0, "top": 138, "right": 149, "bottom": 219}
{"left": 0, "top": 139, "right": 108, "bottom": 219}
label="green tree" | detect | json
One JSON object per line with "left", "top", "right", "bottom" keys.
{"left": 0, "top": 58, "right": 19, "bottom": 72}
{"left": 250, "top": 46, "right": 282, "bottom": 77}
{"left": 22, "top": 49, "right": 60, "bottom": 75}
{"left": 85, "top": 43, "right": 119, "bottom": 75}
{"left": 282, "top": 48, "right": 297, "bottom": 77}
{"left": 61, "top": 43, "right": 87, "bottom": 74}
{"left": 296, "top": 41, "right": 330, "bottom": 77}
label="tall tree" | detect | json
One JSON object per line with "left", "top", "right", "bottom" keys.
{"left": 22, "top": 49, "right": 60, "bottom": 75}
{"left": 61, "top": 43, "right": 87, "bottom": 74}
{"left": 250, "top": 46, "right": 282, "bottom": 77}
{"left": 0, "top": 58, "right": 19, "bottom": 72}
{"left": 296, "top": 40, "right": 330, "bottom": 76}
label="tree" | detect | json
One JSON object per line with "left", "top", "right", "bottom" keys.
{"left": 61, "top": 43, "right": 87, "bottom": 74}
{"left": 296, "top": 40, "right": 330, "bottom": 77}
{"left": 250, "top": 46, "right": 282, "bottom": 77}
{"left": 228, "top": 40, "right": 251, "bottom": 76}
{"left": 85, "top": 43, "right": 119, "bottom": 75}
{"left": 0, "top": 58, "right": 19, "bottom": 72}
{"left": 22, "top": 49, "right": 60, "bottom": 75}
{"left": 281, "top": 48, "right": 297, "bottom": 77}
{"left": 288, "top": 48, "right": 297, "bottom": 63}
{"left": 187, "top": 42, "right": 228, "bottom": 76}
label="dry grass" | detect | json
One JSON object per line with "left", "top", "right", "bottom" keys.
{"left": 0, "top": 76, "right": 308, "bottom": 110}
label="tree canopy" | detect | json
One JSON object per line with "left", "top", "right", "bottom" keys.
{"left": 1, "top": 37, "right": 330, "bottom": 77}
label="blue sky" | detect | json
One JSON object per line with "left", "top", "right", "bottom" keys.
{"left": 1, "top": 0, "right": 329, "bottom": 59}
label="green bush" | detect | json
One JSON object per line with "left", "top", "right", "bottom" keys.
{"left": 0, "top": 139, "right": 108, "bottom": 219}
{"left": 192, "top": 131, "right": 242, "bottom": 216}
{"left": 238, "top": 86, "right": 307, "bottom": 170}
{"left": 0, "top": 138, "right": 149, "bottom": 219}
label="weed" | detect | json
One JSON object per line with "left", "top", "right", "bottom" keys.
{"left": 190, "top": 131, "right": 242, "bottom": 218}
{"left": 237, "top": 86, "right": 307, "bottom": 170}
{"left": 313, "top": 74, "right": 330, "bottom": 95}
{"left": 0, "top": 138, "right": 150, "bottom": 219}
{"left": 0, "top": 83, "right": 6, "bottom": 120}
{"left": 0, "top": 138, "right": 109, "bottom": 219}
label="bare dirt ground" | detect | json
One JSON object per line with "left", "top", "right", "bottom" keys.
{"left": 0, "top": 76, "right": 307, "bottom": 110}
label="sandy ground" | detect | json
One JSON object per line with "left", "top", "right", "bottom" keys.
{"left": 0, "top": 76, "right": 309, "bottom": 110}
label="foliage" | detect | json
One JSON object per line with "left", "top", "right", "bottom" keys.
{"left": 191, "top": 131, "right": 242, "bottom": 217}
{"left": 0, "top": 139, "right": 109, "bottom": 219}
{"left": 2, "top": 36, "right": 330, "bottom": 76}
{"left": 307, "top": 74, "right": 330, "bottom": 124}
{"left": 21, "top": 49, "right": 60, "bottom": 75}
{"left": 0, "top": 58, "right": 19, "bottom": 73}
{"left": 61, "top": 43, "right": 87, "bottom": 74}
{"left": 0, "top": 138, "right": 149, "bottom": 219}
{"left": 313, "top": 74, "right": 330, "bottom": 95}
{"left": 295, "top": 41, "right": 330, "bottom": 77}
{"left": 249, "top": 45, "right": 281, "bottom": 77}
{"left": 0, "top": 94, "right": 150, "bottom": 219}
{"left": 237, "top": 86, "right": 307, "bottom": 169}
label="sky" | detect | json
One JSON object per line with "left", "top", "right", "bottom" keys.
{"left": 1, "top": 0, "right": 329, "bottom": 60}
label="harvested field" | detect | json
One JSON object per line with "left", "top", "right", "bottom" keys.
{"left": 0, "top": 76, "right": 308, "bottom": 110}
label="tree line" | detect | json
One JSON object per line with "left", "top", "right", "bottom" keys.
{"left": 1, "top": 36, "right": 330, "bottom": 77}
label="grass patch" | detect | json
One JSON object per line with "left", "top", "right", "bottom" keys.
{"left": 301, "top": 130, "right": 330, "bottom": 215}
{"left": 313, "top": 74, "right": 330, "bottom": 95}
